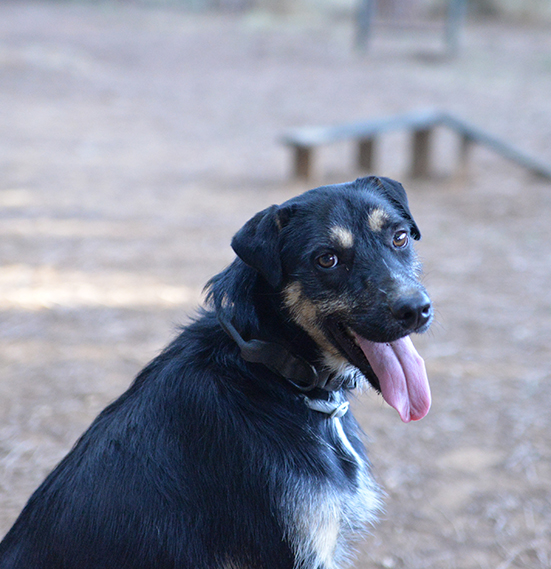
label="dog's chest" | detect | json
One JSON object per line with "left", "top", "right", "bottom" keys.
{"left": 281, "top": 415, "right": 381, "bottom": 569}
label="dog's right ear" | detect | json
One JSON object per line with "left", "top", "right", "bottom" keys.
{"left": 231, "top": 205, "right": 287, "bottom": 289}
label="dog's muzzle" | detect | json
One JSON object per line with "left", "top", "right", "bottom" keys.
{"left": 324, "top": 295, "right": 432, "bottom": 424}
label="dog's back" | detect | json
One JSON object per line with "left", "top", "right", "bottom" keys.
{"left": 0, "top": 177, "right": 431, "bottom": 569}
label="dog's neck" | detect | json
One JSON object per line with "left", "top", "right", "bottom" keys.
{"left": 207, "top": 260, "right": 356, "bottom": 395}
{"left": 217, "top": 310, "right": 334, "bottom": 392}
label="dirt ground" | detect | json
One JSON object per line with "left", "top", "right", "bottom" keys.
{"left": 1, "top": 2, "right": 551, "bottom": 568}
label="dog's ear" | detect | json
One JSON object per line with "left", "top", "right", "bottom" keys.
{"left": 366, "top": 176, "right": 421, "bottom": 240}
{"left": 231, "top": 205, "right": 285, "bottom": 289}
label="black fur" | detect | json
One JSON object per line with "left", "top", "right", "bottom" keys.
{"left": 0, "top": 176, "right": 431, "bottom": 569}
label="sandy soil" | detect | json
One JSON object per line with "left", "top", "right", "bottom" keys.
{"left": 1, "top": 2, "right": 551, "bottom": 568}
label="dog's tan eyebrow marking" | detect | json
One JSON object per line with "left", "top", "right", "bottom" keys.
{"left": 367, "top": 208, "right": 389, "bottom": 232}
{"left": 329, "top": 226, "right": 354, "bottom": 248}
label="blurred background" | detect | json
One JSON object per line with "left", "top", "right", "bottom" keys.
{"left": 1, "top": 1, "right": 550, "bottom": 567}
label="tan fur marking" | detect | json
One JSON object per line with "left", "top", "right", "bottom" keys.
{"left": 283, "top": 283, "right": 348, "bottom": 365}
{"left": 323, "top": 352, "right": 353, "bottom": 377}
{"left": 316, "top": 297, "right": 354, "bottom": 317}
{"left": 283, "top": 282, "right": 324, "bottom": 345}
{"left": 329, "top": 226, "right": 354, "bottom": 249}
{"left": 367, "top": 208, "right": 389, "bottom": 232}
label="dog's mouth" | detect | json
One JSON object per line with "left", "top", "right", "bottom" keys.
{"left": 325, "top": 320, "right": 431, "bottom": 423}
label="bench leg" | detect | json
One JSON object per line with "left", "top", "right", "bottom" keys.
{"left": 358, "top": 138, "right": 376, "bottom": 171}
{"left": 355, "top": 0, "right": 375, "bottom": 50}
{"left": 293, "top": 146, "right": 312, "bottom": 180}
{"left": 411, "top": 128, "right": 432, "bottom": 178}
{"left": 457, "top": 133, "right": 473, "bottom": 178}
{"left": 446, "top": 0, "right": 468, "bottom": 56}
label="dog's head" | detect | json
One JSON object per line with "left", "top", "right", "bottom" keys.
{"left": 231, "top": 176, "right": 432, "bottom": 422}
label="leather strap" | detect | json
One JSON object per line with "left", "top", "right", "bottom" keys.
{"left": 217, "top": 312, "right": 332, "bottom": 392}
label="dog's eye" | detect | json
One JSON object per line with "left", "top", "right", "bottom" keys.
{"left": 317, "top": 253, "right": 339, "bottom": 269}
{"left": 392, "top": 231, "right": 409, "bottom": 249}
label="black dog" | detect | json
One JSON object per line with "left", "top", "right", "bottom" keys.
{"left": 0, "top": 176, "right": 432, "bottom": 569}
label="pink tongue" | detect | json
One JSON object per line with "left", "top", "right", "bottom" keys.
{"left": 353, "top": 334, "right": 431, "bottom": 423}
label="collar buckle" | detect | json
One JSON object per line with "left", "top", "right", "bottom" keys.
{"left": 303, "top": 394, "right": 350, "bottom": 418}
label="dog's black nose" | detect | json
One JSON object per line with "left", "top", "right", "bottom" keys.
{"left": 390, "top": 291, "right": 432, "bottom": 330}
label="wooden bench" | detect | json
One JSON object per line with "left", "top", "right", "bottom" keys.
{"left": 281, "top": 109, "right": 551, "bottom": 181}
{"left": 355, "top": 0, "right": 469, "bottom": 55}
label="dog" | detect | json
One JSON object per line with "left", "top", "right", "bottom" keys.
{"left": 0, "top": 176, "right": 432, "bottom": 569}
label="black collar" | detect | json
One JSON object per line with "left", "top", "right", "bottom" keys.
{"left": 217, "top": 312, "right": 335, "bottom": 392}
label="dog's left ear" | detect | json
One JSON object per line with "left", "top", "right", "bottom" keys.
{"left": 231, "top": 205, "right": 285, "bottom": 289}
{"left": 368, "top": 176, "right": 421, "bottom": 240}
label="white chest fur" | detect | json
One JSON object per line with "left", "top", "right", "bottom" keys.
{"left": 281, "top": 416, "right": 382, "bottom": 569}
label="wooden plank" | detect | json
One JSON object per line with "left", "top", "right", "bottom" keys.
{"left": 441, "top": 114, "right": 551, "bottom": 179}
{"left": 282, "top": 109, "right": 443, "bottom": 148}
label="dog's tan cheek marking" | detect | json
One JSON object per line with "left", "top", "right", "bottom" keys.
{"left": 367, "top": 208, "right": 389, "bottom": 232}
{"left": 316, "top": 297, "right": 354, "bottom": 317}
{"left": 283, "top": 283, "right": 349, "bottom": 367}
{"left": 329, "top": 226, "right": 354, "bottom": 249}
{"left": 283, "top": 282, "right": 324, "bottom": 344}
